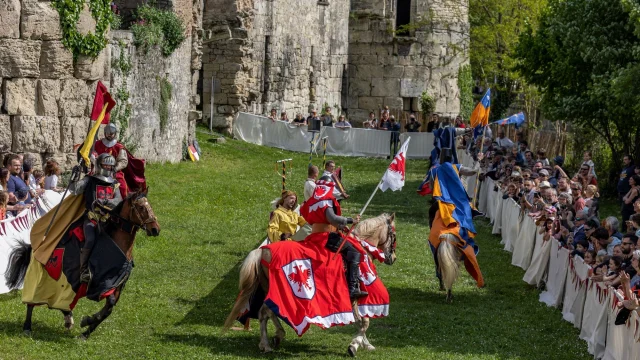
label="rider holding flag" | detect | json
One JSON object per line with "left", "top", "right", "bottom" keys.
{"left": 300, "top": 176, "right": 367, "bottom": 300}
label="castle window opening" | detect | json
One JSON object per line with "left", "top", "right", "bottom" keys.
{"left": 396, "top": 0, "right": 411, "bottom": 35}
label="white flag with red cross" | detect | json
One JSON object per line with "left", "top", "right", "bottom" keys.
{"left": 379, "top": 137, "right": 410, "bottom": 192}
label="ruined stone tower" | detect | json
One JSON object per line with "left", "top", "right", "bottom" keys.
{"left": 201, "top": 0, "right": 469, "bottom": 133}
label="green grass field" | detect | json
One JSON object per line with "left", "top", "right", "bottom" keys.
{"left": 0, "top": 131, "right": 598, "bottom": 359}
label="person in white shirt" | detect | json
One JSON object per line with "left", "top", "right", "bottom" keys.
{"left": 304, "top": 166, "right": 319, "bottom": 201}
{"left": 323, "top": 161, "right": 349, "bottom": 200}
{"left": 496, "top": 129, "right": 514, "bottom": 149}
{"left": 335, "top": 115, "right": 352, "bottom": 129}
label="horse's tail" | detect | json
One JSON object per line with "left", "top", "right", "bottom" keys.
{"left": 223, "top": 248, "right": 263, "bottom": 331}
{"left": 5, "top": 240, "right": 32, "bottom": 290}
{"left": 438, "top": 234, "right": 460, "bottom": 291}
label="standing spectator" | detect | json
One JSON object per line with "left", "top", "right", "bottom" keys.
{"left": 279, "top": 112, "right": 289, "bottom": 122}
{"left": 389, "top": 116, "right": 401, "bottom": 156}
{"left": 379, "top": 112, "right": 390, "bottom": 130}
{"left": 551, "top": 156, "right": 568, "bottom": 187}
{"left": 323, "top": 161, "right": 349, "bottom": 200}
{"left": 321, "top": 107, "right": 334, "bottom": 127}
{"left": 44, "top": 159, "right": 63, "bottom": 191}
{"left": 495, "top": 129, "right": 514, "bottom": 149}
{"left": 622, "top": 175, "right": 640, "bottom": 230}
{"left": 292, "top": 113, "right": 306, "bottom": 126}
{"left": 619, "top": 155, "right": 636, "bottom": 203}
{"left": 571, "top": 182, "right": 586, "bottom": 213}
{"left": 0, "top": 190, "right": 7, "bottom": 220}
{"left": 524, "top": 151, "right": 534, "bottom": 168}
{"left": 335, "top": 115, "right": 352, "bottom": 129}
{"left": 604, "top": 216, "right": 624, "bottom": 243}
{"left": 405, "top": 114, "right": 421, "bottom": 132}
{"left": 381, "top": 105, "right": 390, "bottom": 118}
{"left": 268, "top": 108, "right": 277, "bottom": 122}
{"left": 536, "top": 149, "right": 550, "bottom": 166}
{"left": 580, "top": 151, "right": 597, "bottom": 181}
{"left": 454, "top": 115, "right": 466, "bottom": 128}
{"left": 0, "top": 167, "right": 8, "bottom": 191}
{"left": 304, "top": 166, "right": 319, "bottom": 201}
{"left": 363, "top": 111, "right": 378, "bottom": 129}
{"left": 6, "top": 154, "right": 32, "bottom": 206}
{"left": 426, "top": 114, "right": 440, "bottom": 132}
{"left": 572, "top": 163, "right": 597, "bottom": 189}
{"left": 307, "top": 109, "right": 320, "bottom": 124}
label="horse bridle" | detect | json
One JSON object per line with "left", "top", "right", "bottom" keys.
{"left": 111, "top": 194, "right": 157, "bottom": 234}
{"left": 383, "top": 217, "right": 397, "bottom": 265}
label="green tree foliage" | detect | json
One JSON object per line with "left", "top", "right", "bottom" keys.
{"left": 457, "top": 65, "right": 474, "bottom": 120}
{"left": 131, "top": 4, "right": 185, "bottom": 57}
{"left": 469, "top": 0, "right": 547, "bottom": 119}
{"left": 515, "top": 0, "right": 640, "bottom": 176}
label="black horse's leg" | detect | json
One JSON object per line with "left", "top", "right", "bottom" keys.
{"left": 61, "top": 310, "right": 74, "bottom": 330}
{"left": 79, "top": 293, "right": 117, "bottom": 340}
{"left": 23, "top": 304, "right": 34, "bottom": 336}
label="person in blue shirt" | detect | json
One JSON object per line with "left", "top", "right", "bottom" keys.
{"left": 5, "top": 154, "right": 33, "bottom": 215}
{"left": 619, "top": 155, "right": 636, "bottom": 202}
{"left": 389, "top": 116, "right": 401, "bottom": 156}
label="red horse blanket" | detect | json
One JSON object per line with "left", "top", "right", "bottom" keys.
{"left": 258, "top": 232, "right": 389, "bottom": 336}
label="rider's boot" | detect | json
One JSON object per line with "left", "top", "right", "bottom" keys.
{"left": 79, "top": 248, "right": 92, "bottom": 284}
{"left": 346, "top": 252, "right": 368, "bottom": 300}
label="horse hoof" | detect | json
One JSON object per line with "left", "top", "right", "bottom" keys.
{"left": 23, "top": 330, "right": 32, "bottom": 337}
{"left": 77, "top": 334, "right": 88, "bottom": 341}
{"left": 272, "top": 337, "right": 282, "bottom": 349}
{"left": 364, "top": 344, "right": 375, "bottom": 351}
{"left": 347, "top": 345, "right": 357, "bottom": 357}
{"left": 80, "top": 316, "right": 90, "bottom": 328}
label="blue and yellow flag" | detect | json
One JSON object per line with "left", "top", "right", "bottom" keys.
{"left": 470, "top": 89, "right": 491, "bottom": 128}
{"left": 431, "top": 163, "right": 477, "bottom": 247}
{"left": 493, "top": 112, "right": 525, "bottom": 129}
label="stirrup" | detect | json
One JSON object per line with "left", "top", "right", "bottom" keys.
{"left": 79, "top": 269, "right": 92, "bottom": 284}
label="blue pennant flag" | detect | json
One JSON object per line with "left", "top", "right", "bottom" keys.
{"left": 493, "top": 112, "right": 526, "bottom": 129}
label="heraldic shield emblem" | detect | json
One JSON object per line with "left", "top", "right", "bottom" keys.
{"left": 282, "top": 259, "right": 316, "bottom": 300}
{"left": 359, "top": 255, "right": 377, "bottom": 286}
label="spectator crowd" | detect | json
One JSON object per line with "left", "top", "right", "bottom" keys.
{"left": 464, "top": 127, "right": 640, "bottom": 316}
{"left": 0, "top": 153, "right": 64, "bottom": 221}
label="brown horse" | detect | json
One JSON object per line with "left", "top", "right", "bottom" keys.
{"left": 223, "top": 213, "right": 397, "bottom": 357}
{"left": 4, "top": 189, "right": 160, "bottom": 339}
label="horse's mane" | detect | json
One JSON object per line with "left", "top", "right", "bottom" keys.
{"left": 354, "top": 213, "right": 391, "bottom": 247}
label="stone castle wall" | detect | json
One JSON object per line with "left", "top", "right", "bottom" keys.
{"left": 202, "top": 0, "right": 350, "bottom": 131}
{"left": 347, "top": 0, "right": 469, "bottom": 124}
{"left": 0, "top": 0, "right": 198, "bottom": 168}
{"left": 201, "top": 0, "right": 469, "bottom": 133}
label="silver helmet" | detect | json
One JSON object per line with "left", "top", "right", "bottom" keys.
{"left": 93, "top": 153, "right": 116, "bottom": 183}
{"left": 104, "top": 123, "right": 118, "bottom": 137}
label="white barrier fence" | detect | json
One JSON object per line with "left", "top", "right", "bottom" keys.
{"left": 233, "top": 112, "right": 435, "bottom": 159}
{"left": 0, "top": 190, "right": 62, "bottom": 294}
{"left": 459, "top": 150, "right": 640, "bottom": 360}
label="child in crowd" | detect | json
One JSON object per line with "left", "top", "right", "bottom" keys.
{"left": 584, "top": 250, "right": 597, "bottom": 267}
{"left": 0, "top": 191, "right": 7, "bottom": 221}
{"left": 44, "top": 159, "right": 63, "bottom": 192}
{"left": 581, "top": 151, "right": 596, "bottom": 180}
{"left": 603, "top": 256, "right": 624, "bottom": 286}
{"left": 583, "top": 184, "right": 600, "bottom": 218}
{"left": 15, "top": 188, "right": 29, "bottom": 208}
{"left": 33, "top": 169, "right": 44, "bottom": 190}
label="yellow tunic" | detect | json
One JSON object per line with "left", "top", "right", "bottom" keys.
{"left": 267, "top": 206, "right": 307, "bottom": 242}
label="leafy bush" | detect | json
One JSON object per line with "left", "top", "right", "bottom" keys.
{"left": 420, "top": 92, "right": 435, "bottom": 115}
{"left": 131, "top": 4, "right": 185, "bottom": 57}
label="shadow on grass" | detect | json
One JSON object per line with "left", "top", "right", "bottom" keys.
{"left": 0, "top": 319, "right": 76, "bottom": 343}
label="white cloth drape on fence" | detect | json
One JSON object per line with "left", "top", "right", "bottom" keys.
{"left": 233, "top": 112, "right": 435, "bottom": 159}
{"left": 539, "top": 241, "right": 569, "bottom": 308}
{"left": 456, "top": 148, "right": 639, "bottom": 360}
{"left": 523, "top": 230, "right": 552, "bottom": 287}
{"left": 0, "top": 190, "right": 62, "bottom": 294}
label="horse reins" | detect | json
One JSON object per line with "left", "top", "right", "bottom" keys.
{"left": 110, "top": 194, "right": 157, "bottom": 234}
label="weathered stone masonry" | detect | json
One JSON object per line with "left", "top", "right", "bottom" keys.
{"left": 201, "top": 0, "right": 469, "bottom": 132}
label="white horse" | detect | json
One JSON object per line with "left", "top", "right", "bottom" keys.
{"left": 224, "top": 213, "right": 397, "bottom": 357}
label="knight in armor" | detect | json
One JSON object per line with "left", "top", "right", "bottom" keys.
{"left": 428, "top": 148, "right": 483, "bottom": 228}
{"left": 70, "top": 153, "right": 123, "bottom": 284}
{"left": 300, "top": 176, "right": 367, "bottom": 300}
{"left": 93, "top": 124, "right": 129, "bottom": 197}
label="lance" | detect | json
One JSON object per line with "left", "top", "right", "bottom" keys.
{"left": 275, "top": 158, "right": 292, "bottom": 191}
{"left": 308, "top": 132, "right": 317, "bottom": 168}
{"left": 472, "top": 125, "right": 488, "bottom": 207}
{"left": 321, "top": 137, "right": 328, "bottom": 168}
